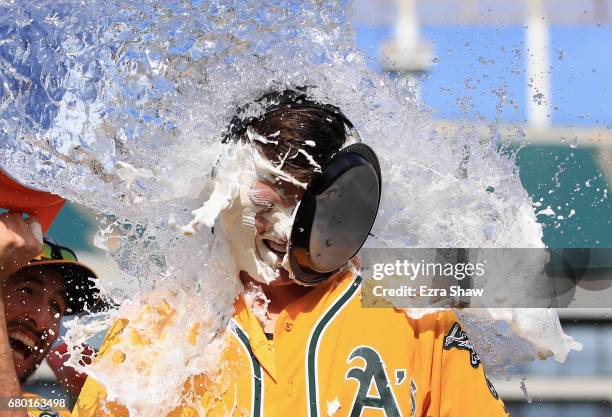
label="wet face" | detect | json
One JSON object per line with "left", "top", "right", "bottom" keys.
{"left": 220, "top": 160, "right": 307, "bottom": 285}
{"left": 219, "top": 104, "right": 347, "bottom": 285}
{"left": 252, "top": 178, "right": 306, "bottom": 284}
{"left": 2, "top": 267, "right": 66, "bottom": 382}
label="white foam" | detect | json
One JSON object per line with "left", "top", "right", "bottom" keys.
{"left": 297, "top": 148, "right": 322, "bottom": 172}
{"left": 247, "top": 126, "right": 279, "bottom": 146}
{"left": 536, "top": 207, "right": 556, "bottom": 217}
{"left": 327, "top": 398, "right": 341, "bottom": 416}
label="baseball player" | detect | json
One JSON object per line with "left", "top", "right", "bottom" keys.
{"left": 1, "top": 236, "right": 101, "bottom": 417}
{"left": 73, "top": 89, "right": 509, "bottom": 417}
{"left": 0, "top": 169, "right": 68, "bottom": 417}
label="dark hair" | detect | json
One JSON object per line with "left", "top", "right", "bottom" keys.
{"left": 248, "top": 106, "right": 348, "bottom": 182}
{"left": 227, "top": 89, "right": 353, "bottom": 182}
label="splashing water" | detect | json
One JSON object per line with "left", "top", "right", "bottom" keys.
{"left": 0, "top": 0, "right": 581, "bottom": 415}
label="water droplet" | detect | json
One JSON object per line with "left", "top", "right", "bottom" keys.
{"left": 555, "top": 48, "right": 565, "bottom": 61}
{"left": 478, "top": 57, "right": 494, "bottom": 65}
{"left": 520, "top": 377, "right": 532, "bottom": 403}
{"left": 532, "top": 92, "right": 545, "bottom": 105}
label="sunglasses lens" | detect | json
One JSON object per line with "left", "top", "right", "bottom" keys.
{"left": 36, "top": 243, "right": 54, "bottom": 261}
{"left": 59, "top": 248, "right": 78, "bottom": 262}
{"left": 37, "top": 240, "right": 78, "bottom": 262}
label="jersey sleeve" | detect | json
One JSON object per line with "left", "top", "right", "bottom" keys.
{"left": 71, "top": 320, "right": 130, "bottom": 417}
{"left": 72, "top": 308, "right": 202, "bottom": 417}
{"left": 426, "top": 311, "right": 510, "bottom": 417}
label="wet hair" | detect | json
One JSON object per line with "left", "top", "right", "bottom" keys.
{"left": 226, "top": 89, "right": 353, "bottom": 182}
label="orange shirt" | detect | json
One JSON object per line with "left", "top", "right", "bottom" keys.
{"left": 73, "top": 272, "right": 509, "bottom": 417}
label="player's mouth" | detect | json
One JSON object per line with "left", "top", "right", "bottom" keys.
{"left": 263, "top": 238, "right": 288, "bottom": 256}
{"left": 8, "top": 328, "right": 41, "bottom": 361}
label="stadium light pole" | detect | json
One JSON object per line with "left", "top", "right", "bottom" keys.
{"left": 525, "top": 0, "right": 551, "bottom": 128}
{"left": 381, "top": 0, "right": 433, "bottom": 100}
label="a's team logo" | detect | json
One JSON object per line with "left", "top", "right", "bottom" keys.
{"left": 444, "top": 323, "right": 503, "bottom": 404}
{"left": 345, "top": 346, "right": 404, "bottom": 417}
{"left": 36, "top": 405, "right": 60, "bottom": 417}
{"left": 395, "top": 369, "right": 406, "bottom": 385}
{"left": 391, "top": 370, "right": 417, "bottom": 417}
{"left": 443, "top": 322, "right": 481, "bottom": 368}
{"left": 35, "top": 410, "right": 59, "bottom": 417}
{"left": 409, "top": 378, "right": 417, "bottom": 417}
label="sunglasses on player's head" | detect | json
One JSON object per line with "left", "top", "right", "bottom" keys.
{"left": 32, "top": 238, "right": 78, "bottom": 263}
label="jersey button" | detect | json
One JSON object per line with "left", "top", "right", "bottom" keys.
{"left": 284, "top": 322, "right": 293, "bottom": 332}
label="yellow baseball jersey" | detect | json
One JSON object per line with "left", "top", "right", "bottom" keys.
{"left": 23, "top": 392, "right": 71, "bottom": 417}
{"left": 73, "top": 271, "right": 509, "bottom": 417}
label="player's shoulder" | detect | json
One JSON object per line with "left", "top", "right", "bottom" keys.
{"left": 401, "top": 309, "right": 462, "bottom": 340}
{"left": 96, "top": 318, "right": 129, "bottom": 356}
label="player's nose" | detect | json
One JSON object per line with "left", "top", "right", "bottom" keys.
{"left": 28, "top": 308, "right": 55, "bottom": 335}
{"left": 255, "top": 215, "right": 267, "bottom": 234}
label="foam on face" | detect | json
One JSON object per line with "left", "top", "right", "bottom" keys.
{"left": 193, "top": 142, "right": 301, "bottom": 284}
